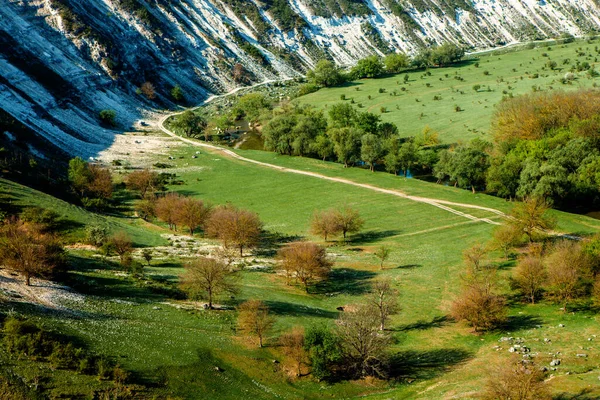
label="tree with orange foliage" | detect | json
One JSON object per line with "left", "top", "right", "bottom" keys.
{"left": 176, "top": 197, "right": 211, "bottom": 235}
{"left": 0, "top": 218, "right": 65, "bottom": 286}
{"left": 278, "top": 242, "right": 332, "bottom": 291}
{"left": 309, "top": 209, "right": 338, "bottom": 241}
{"left": 140, "top": 82, "right": 156, "bottom": 100}
{"left": 237, "top": 300, "right": 274, "bottom": 348}
{"left": 125, "top": 169, "right": 162, "bottom": 198}
{"left": 155, "top": 193, "right": 182, "bottom": 230}
{"left": 279, "top": 327, "right": 307, "bottom": 377}
{"left": 205, "top": 205, "right": 262, "bottom": 256}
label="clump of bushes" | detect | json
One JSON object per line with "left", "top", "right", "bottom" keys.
{"left": 98, "top": 109, "right": 116, "bottom": 127}
{"left": 2, "top": 316, "right": 127, "bottom": 381}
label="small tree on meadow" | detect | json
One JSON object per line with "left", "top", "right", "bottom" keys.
{"left": 125, "top": 169, "right": 162, "bottom": 198}
{"left": 481, "top": 357, "right": 550, "bottom": 400}
{"left": 374, "top": 246, "right": 391, "bottom": 269}
{"left": 512, "top": 254, "right": 546, "bottom": 304}
{"left": 491, "top": 223, "right": 523, "bottom": 259}
{"left": 141, "top": 249, "right": 153, "bottom": 266}
{"left": 333, "top": 206, "right": 364, "bottom": 243}
{"left": 176, "top": 197, "right": 211, "bottom": 235}
{"left": 545, "top": 240, "right": 592, "bottom": 311}
{"left": 367, "top": 277, "right": 399, "bottom": 330}
{"left": 336, "top": 305, "right": 390, "bottom": 378}
{"left": 155, "top": 193, "right": 182, "bottom": 230}
{"left": 463, "top": 242, "right": 488, "bottom": 271}
{"left": 237, "top": 300, "right": 274, "bottom": 348}
{"left": 309, "top": 210, "right": 338, "bottom": 241}
{"left": 451, "top": 266, "right": 506, "bottom": 333}
{"left": 180, "top": 257, "right": 236, "bottom": 309}
{"left": 0, "top": 218, "right": 65, "bottom": 286}
{"left": 278, "top": 242, "right": 332, "bottom": 291}
{"left": 279, "top": 327, "right": 308, "bottom": 377}
{"left": 109, "top": 231, "right": 133, "bottom": 265}
{"left": 205, "top": 205, "right": 262, "bottom": 257}
{"left": 509, "top": 197, "right": 556, "bottom": 242}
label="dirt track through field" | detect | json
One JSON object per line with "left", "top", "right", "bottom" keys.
{"left": 157, "top": 82, "right": 506, "bottom": 226}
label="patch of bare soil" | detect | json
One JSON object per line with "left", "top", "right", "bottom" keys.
{"left": 0, "top": 269, "right": 85, "bottom": 310}
{"left": 96, "top": 131, "right": 184, "bottom": 168}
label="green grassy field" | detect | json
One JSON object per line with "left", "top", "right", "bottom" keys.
{"left": 296, "top": 40, "right": 600, "bottom": 143}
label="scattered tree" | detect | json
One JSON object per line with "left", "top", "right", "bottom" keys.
{"left": 141, "top": 249, "right": 153, "bottom": 266}
{"left": 491, "top": 223, "right": 523, "bottom": 259}
{"left": 205, "top": 205, "right": 262, "bottom": 256}
{"left": 481, "top": 357, "right": 550, "bottom": 400}
{"left": 176, "top": 197, "right": 211, "bottom": 235}
{"left": 374, "top": 246, "right": 391, "bottom": 269}
{"left": 125, "top": 169, "right": 163, "bottom": 198}
{"left": 304, "top": 325, "right": 343, "bottom": 381}
{"left": 237, "top": 299, "right": 274, "bottom": 348}
{"left": 336, "top": 305, "right": 390, "bottom": 378}
{"left": 278, "top": 242, "right": 332, "bottom": 291}
{"left": 140, "top": 82, "right": 156, "bottom": 100}
{"left": 509, "top": 197, "right": 556, "bottom": 242}
{"left": 171, "top": 85, "right": 185, "bottom": 102}
{"left": 463, "top": 242, "right": 488, "bottom": 271}
{"left": 333, "top": 206, "right": 364, "bottom": 242}
{"left": 512, "top": 254, "right": 546, "bottom": 304}
{"left": 279, "top": 327, "right": 307, "bottom": 377}
{"left": 170, "top": 111, "right": 207, "bottom": 138}
{"left": 0, "top": 218, "right": 65, "bottom": 286}
{"left": 99, "top": 109, "right": 116, "bottom": 126}
{"left": 309, "top": 210, "right": 338, "bottom": 241}
{"left": 367, "top": 278, "right": 399, "bottom": 330}
{"left": 109, "top": 231, "right": 133, "bottom": 265}
{"left": 155, "top": 193, "right": 182, "bottom": 230}
{"left": 180, "top": 257, "right": 236, "bottom": 309}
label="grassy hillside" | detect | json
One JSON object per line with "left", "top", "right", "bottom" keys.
{"left": 296, "top": 40, "right": 600, "bottom": 143}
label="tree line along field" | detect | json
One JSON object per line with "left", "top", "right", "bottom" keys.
{"left": 296, "top": 40, "right": 600, "bottom": 143}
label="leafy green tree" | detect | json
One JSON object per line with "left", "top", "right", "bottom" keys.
{"left": 170, "top": 111, "right": 207, "bottom": 138}
{"left": 384, "top": 53, "right": 409, "bottom": 73}
{"left": 351, "top": 56, "right": 384, "bottom": 79}
{"left": 291, "top": 111, "right": 327, "bottom": 156}
{"left": 311, "top": 134, "right": 334, "bottom": 161}
{"left": 430, "top": 43, "right": 465, "bottom": 66}
{"left": 307, "top": 60, "right": 345, "bottom": 87}
{"left": 397, "top": 141, "right": 419, "bottom": 177}
{"left": 171, "top": 85, "right": 185, "bottom": 102}
{"left": 263, "top": 114, "right": 297, "bottom": 155}
{"left": 234, "top": 93, "right": 271, "bottom": 127}
{"left": 327, "top": 127, "right": 362, "bottom": 167}
{"left": 328, "top": 102, "right": 357, "bottom": 128}
{"left": 411, "top": 48, "right": 432, "bottom": 68}
{"left": 508, "top": 197, "right": 556, "bottom": 242}
{"left": 486, "top": 153, "right": 523, "bottom": 199}
{"left": 361, "top": 133, "right": 383, "bottom": 172}
{"left": 68, "top": 157, "right": 93, "bottom": 198}
{"left": 304, "top": 325, "right": 342, "bottom": 381}
{"left": 99, "top": 109, "right": 116, "bottom": 126}
{"left": 355, "top": 112, "right": 380, "bottom": 135}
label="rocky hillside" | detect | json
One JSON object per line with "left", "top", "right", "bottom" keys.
{"left": 2, "top": 0, "right": 600, "bottom": 158}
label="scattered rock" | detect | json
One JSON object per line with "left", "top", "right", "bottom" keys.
{"left": 152, "top": 306, "right": 161, "bottom": 310}
{"left": 539, "top": 366, "right": 548, "bottom": 372}
{"left": 543, "top": 338, "right": 551, "bottom": 343}
{"left": 214, "top": 366, "right": 222, "bottom": 372}
{"left": 336, "top": 306, "right": 345, "bottom": 311}
{"left": 576, "top": 354, "right": 588, "bottom": 358}
{"left": 558, "top": 324, "right": 565, "bottom": 328}
{"left": 550, "top": 359, "right": 561, "bottom": 366}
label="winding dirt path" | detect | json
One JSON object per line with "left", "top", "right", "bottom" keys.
{"left": 157, "top": 82, "right": 506, "bottom": 226}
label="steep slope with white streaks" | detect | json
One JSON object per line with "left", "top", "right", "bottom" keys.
{"left": 2, "top": 0, "right": 600, "bottom": 158}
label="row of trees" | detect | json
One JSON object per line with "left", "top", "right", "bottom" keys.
{"left": 306, "top": 43, "right": 465, "bottom": 88}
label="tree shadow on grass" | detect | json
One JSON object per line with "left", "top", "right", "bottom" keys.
{"left": 396, "top": 315, "right": 449, "bottom": 332}
{"left": 262, "top": 300, "right": 337, "bottom": 319}
{"left": 395, "top": 264, "right": 422, "bottom": 270}
{"left": 254, "top": 231, "right": 303, "bottom": 257}
{"left": 349, "top": 230, "right": 400, "bottom": 245}
{"left": 312, "top": 268, "right": 376, "bottom": 296}
{"left": 388, "top": 348, "right": 473, "bottom": 380}
{"left": 501, "top": 314, "right": 543, "bottom": 331}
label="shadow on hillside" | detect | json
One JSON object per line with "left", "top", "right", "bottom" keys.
{"left": 501, "top": 314, "right": 543, "bottom": 331}
{"left": 397, "top": 315, "right": 449, "bottom": 332}
{"left": 254, "top": 231, "right": 303, "bottom": 257}
{"left": 553, "top": 388, "right": 600, "bottom": 400}
{"left": 350, "top": 230, "right": 400, "bottom": 245}
{"left": 312, "top": 268, "right": 376, "bottom": 296}
{"left": 389, "top": 348, "right": 472, "bottom": 380}
{"left": 262, "top": 300, "right": 337, "bottom": 319}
